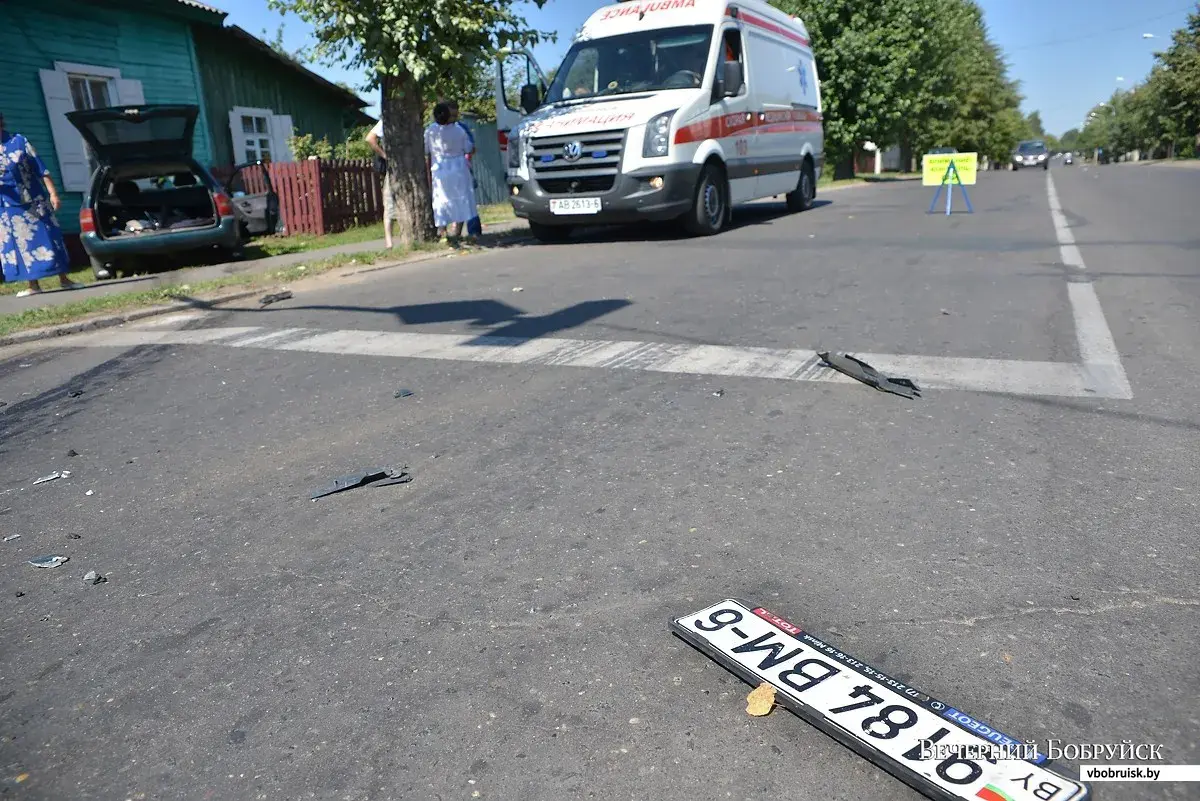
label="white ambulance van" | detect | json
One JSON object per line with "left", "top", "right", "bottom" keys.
{"left": 494, "top": 0, "right": 824, "bottom": 243}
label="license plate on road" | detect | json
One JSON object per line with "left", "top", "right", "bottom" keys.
{"left": 671, "top": 600, "right": 1089, "bottom": 801}
{"left": 549, "top": 197, "right": 602, "bottom": 215}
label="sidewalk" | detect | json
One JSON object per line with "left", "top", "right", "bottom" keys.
{"left": 0, "top": 219, "right": 529, "bottom": 316}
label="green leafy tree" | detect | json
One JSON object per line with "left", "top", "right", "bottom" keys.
{"left": 334, "top": 124, "right": 376, "bottom": 160}
{"left": 261, "top": 23, "right": 311, "bottom": 65}
{"left": 288, "top": 131, "right": 334, "bottom": 160}
{"left": 922, "top": 4, "right": 1025, "bottom": 163}
{"left": 1156, "top": 4, "right": 1200, "bottom": 156}
{"left": 774, "top": 0, "right": 1024, "bottom": 175}
{"left": 267, "top": 0, "right": 552, "bottom": 244}
{"left": 1071, "top": 6, "right": 1199, "bottom": 160}
{"left": 1024, "top": 110, "right": 1045, "bottom": 138}
{"left": 1059, "top": 128, "right": 1080, "bottom": 152}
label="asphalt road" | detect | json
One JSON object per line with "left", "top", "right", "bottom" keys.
{"left": 1, "top": 162, "right": 1197, "bottom": 801}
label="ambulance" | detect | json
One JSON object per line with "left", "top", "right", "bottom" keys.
{"left": 495, "top": 0, "right": 824, "bottom": 242}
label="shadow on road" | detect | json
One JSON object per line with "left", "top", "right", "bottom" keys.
{"left": 256, "top": 297, "right": 634, "bottom": 347}
{"left": 539, "top": 199, "right": 835, "bottom": 246}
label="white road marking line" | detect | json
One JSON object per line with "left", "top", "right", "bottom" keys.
{"left": 1047, "top": 173, "right": 1132, "bottom": 398}
{"left": 1045, "top": 177, "right": 1084, "bottom": 267}
{"left": 71, "top": 325, "right": 1130, "bottom": 399}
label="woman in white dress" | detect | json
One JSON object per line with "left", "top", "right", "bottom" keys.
{"left": 424, "top": 103, "right": 478, "bottom": 243}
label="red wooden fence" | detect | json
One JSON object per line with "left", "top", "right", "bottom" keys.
{"left": 211, "top": 159, "right": 383, "bottom": 237}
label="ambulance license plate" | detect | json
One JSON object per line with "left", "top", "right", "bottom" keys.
{"left": 670, "top": 599, "right": 1089, "bottom": 801}
{"left": 549, "top": 197, "right": 602, "bottom": 215}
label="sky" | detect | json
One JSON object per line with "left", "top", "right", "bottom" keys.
{"left": 221, "top": 0, "right": 1196, "bottom": 136}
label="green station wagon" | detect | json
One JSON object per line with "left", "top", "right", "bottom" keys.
{"left": 67, "top": 104, "right": 278, "bottom": 279}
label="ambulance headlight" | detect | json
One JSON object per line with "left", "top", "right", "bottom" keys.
{"left": 643, "top": 111, "right": 677, "bottom": 158}
{"left": 508, "top": 133, "right": 523, "bottom": 168}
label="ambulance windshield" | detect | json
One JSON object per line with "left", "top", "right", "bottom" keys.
{"left": 546, "top": 25, "right": 714, "bottom": 103}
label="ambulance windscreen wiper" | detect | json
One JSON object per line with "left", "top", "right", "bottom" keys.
{"left": 548, "top": 93, "right": 655, "bottom": 110}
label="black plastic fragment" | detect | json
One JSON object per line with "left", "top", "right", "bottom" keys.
{"left": 259, "top": 291, "right": 294, "bottom": 306}
{"left": 817, "top": 352, "right": 921, "bottom": 399}
{"left": 393, "top": 389, "right": 415, "bottom": 399}
{"left": 309, "top": 468, "right": 412, "bottom": 500}
{"left": 67, "top": 449, "right": 79, "bottom": 458}
{"left": 68, "top": 390, "right": 83, "bottom": 398}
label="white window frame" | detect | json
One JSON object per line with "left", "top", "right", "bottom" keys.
{"left": 39, "top": 61, "right": 144, "bottom": 192}
{"left": 58, "top": 63, "right": 120, "bottom": 175}
{"left": 232, "top": 106, "right": 275, "bottom": 163}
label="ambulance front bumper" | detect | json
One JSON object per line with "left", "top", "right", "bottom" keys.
{"left": 507, "top": 163, "right": 701, "bottom": 225}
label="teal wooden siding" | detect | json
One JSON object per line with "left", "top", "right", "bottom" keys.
{"left": 3, "top": 0, "right": 214, "bottom": 234}
{"left": 192, "top": 26, "right": 367, "bottom": 167}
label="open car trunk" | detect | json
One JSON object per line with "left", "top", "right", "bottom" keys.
{"left": 95, "top": 168, "right": 218, "bottom": 239}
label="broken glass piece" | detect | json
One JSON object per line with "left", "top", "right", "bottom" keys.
{"left": 259, "top": 291, "right": 294, "bottom": 306}
{"left": 83, "top": 570, "right": 107, "bottom": 585}
{"left": 28, "top": 555, "right": 69, "bottom": 569}
{"left": 2, "top": 534, "right": 21, "bottom": 542}
{"left": 817, "top": 352, "right": 921, "bottom": 399}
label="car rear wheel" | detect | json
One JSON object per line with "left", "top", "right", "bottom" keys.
{"left": 529, "top": 221, "right": 574, "bottom": 243}
{"left": 682, "top": 163, "right": 728, "bottom": 236}
{"left": 89, "top": 255, "right": 116, "bottom": 280}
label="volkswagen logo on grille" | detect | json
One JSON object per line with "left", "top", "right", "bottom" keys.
{"left": 563, "top": 141, "right": 583, "bottom": 162}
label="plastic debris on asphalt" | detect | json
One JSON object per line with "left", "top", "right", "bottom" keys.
{"left": 32, "top": 470, "right": 71, "bottom": 485}
{"left": 68, "top": 390, "right": 83, "bottom": 398}
{"left": 512, "top": 287, "right": 524, "bottom": 292}
{"left": 259, "top": 290, "right": 294, "bottom": 306}
{"left": 393, "top": 389, "right": 415, "bottom": 399}
{"left": 67, "top": 449, "right": 79, "bottom": 457}
{"left": 2, "top": 534, "right": 20, "bottom": 542}
{"left": 711, "top": 389, "right": 725, "bottom": 397}
{"left": 746, "top": 682, "right": 776, "bottom": 717}
{"left": 85, "top": 490, "right": 95, "bottom": 496}
{"left": 310, "top": 467, "right": 412, "bottom": 500}
{"left": 83, "top": 570, "right": 107, "bottom": 585}
{"left": 817, "top": 352, "right": 921, "bottom": 399}
{"left": 66, "top": 534, "right": 82, "bottom": 539}
{"left": 28, "top": 555, "right": 69, "bottom": 569}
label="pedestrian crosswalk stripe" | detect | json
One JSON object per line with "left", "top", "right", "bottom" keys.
{"left": 68, "top": 322, "right": 1131, "bottom": 399}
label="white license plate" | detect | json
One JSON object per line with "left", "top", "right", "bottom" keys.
{"left": 549, "top": 197, "right": 602, "bottom": 215}
{"left": 671, "top": 600, "right": 1089, "bottom": 801}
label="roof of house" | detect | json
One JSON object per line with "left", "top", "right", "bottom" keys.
{"left": 220, "top": 25, "right": 370, "bottom": 110}
{"left": 176, "top": 0, "right": 225, "bottom": 13}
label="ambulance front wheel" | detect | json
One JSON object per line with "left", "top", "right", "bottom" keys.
{"left": 786, "top": 159, "right": 816, "bottom": 213}
{"left": 682, "top": 163, "right": 728, "bottom": 237}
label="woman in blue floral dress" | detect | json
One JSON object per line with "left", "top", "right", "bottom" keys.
{"left": 0, "top": 111, "right": 78, "bottom": 296}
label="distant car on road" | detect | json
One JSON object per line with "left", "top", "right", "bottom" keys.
{"left": 1012, "top": 140, "right": 1049, "bottom": 170}
{"left": 1064, "top": 152, "right": 1074, "bottom": 165}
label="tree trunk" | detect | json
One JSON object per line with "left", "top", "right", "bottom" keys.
{"left": 382, "top": 72, "right": 434, "bottom": 246}
{"left": 833, "top": 153, "right": 855, "bottom": 180}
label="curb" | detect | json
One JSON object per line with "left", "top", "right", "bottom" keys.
{"left": 0, "top": 288, "right": 261, "bottom": 349}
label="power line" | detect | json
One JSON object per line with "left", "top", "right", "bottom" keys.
{"left": 1006, "top": 4, "right": 1194, "bottom": 52}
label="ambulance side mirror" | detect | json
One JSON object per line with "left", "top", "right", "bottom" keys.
{"left": 520, "top": 84, "right": 541, "bottom": 114}
{"left": 721, "top": 62, "right": 744, "bottom": 97}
